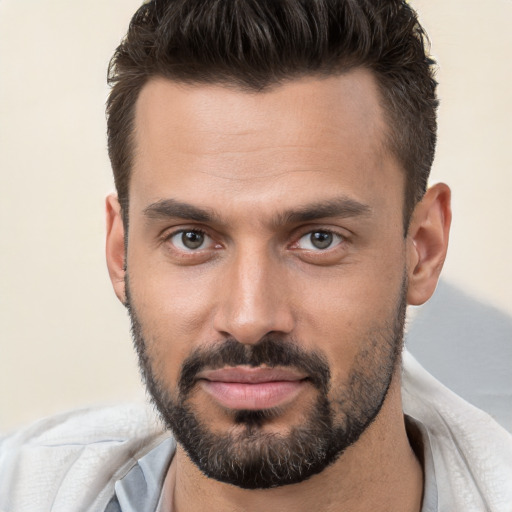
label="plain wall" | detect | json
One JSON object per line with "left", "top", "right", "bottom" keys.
{"left": 1, "top": 0, "right": 511, "bottom": 432}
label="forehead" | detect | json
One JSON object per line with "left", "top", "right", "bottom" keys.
{"left": 130, "top": 70, "right": 402, "bottom": 216}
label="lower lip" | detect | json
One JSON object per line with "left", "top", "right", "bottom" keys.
{"left": 200, "top": 380, "right": 307, "bottom": 410}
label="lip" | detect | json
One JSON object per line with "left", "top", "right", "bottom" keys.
{"left": 197, "top": 366, "right": 308, "bottom": 410}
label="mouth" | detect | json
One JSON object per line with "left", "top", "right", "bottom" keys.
{"left": 197, "top": 366, "right": 309, "bottom": 410}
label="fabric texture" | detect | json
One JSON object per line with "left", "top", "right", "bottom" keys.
{"left": 401, "top": 351, "right": 512, "bottom": 511}
{"left": 0, "top": 404, "right": 167, "bottom": 512}
{"left": 1, "top": 351, "right": 511, "bottom": 512}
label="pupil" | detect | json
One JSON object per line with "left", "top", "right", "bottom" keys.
{"left": 311, "top": 232, "right": 332, "bottom": 249}
{"left": 182, "top": 231, "right": 204, "bottom": 249}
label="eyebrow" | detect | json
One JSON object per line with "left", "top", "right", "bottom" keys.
{"left": 143, "top": 196, "right": 372, "bottom": 226}
{"left": 144, "top": 199, "right": 218, "bottom": 223}
{"left": 273, "top": 197, "right": 372, "bottom": 226}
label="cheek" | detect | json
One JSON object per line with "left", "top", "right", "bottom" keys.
{"left": 293, "top": 256, "right": 406, "bottom": 380}
{"left": 127, "top": 263, "right": 220, "bottom": 386}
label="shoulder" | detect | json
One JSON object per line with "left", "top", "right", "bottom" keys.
{"left": 0, "top": 403, "right": 168, "bottom": 512}
{"left": 402, "top": 351, "right": 512, "bottom": 512}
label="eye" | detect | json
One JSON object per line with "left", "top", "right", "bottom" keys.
{"left": 169, "top": 230, "right": 213, "bottom": 251}
{"left": 296, "top": 230, "right": 343, "bottom": 250}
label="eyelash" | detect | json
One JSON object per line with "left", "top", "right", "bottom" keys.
{"left": 295, "top": 229, "right": 345, "bottom": 248}
{"left": 161, "top": 227, "right": 349, "bottom": 256}
{"left": 163, "top": 228, "right": 213, "bottom": 249}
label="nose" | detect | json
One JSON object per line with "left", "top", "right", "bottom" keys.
{"left": 213, "top": 245, "right": 295, "bottom": 345}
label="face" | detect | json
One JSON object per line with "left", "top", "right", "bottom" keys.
{"left": 120, "top": 70, "right": 411, "bottom": 488}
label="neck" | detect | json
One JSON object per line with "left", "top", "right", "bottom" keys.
{"left": 167, "top": 372, "right": 423, "bottom": 512}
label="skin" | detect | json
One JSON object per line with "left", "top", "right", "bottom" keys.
{"left": 106, "top": 69, "right": 451, "bottom": 511}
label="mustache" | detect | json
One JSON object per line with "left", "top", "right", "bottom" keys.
{"left": 179, "top": 336, "right": 330, "bottom": 397}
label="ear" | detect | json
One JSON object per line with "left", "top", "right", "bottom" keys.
{"left": 406, "top": 183, "right": 451, "bottom": 306}
{"left": 105, "top": 193, "right": 127, "bottom": 305}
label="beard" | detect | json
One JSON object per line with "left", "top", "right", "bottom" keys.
{"left": 125, "top": 278, "right": 406, "bottom": 490}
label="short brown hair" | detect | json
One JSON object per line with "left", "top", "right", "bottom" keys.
{"left": 107, "top": 0, "right": 438, "bottom": 228}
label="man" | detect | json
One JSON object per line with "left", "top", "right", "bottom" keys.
{"left": 1, "top": 0, "right": 511, "bottom": 511}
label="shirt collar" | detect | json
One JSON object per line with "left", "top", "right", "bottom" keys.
{"left": 114, "top": 436, "right": 176, "bottom": 512}
{"left": 405, "top": 415, "right": 439, "bottom": 512}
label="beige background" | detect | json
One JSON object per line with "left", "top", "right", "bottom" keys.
{"left": 1, "top": 0, "right": 511, "bottom": 433}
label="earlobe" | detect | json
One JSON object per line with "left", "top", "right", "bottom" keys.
{"left": 406, "top": 183, "right": 451, "bottom": 306}
{"left": 105, "top": 193, "right": 127, "bottom": 305}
